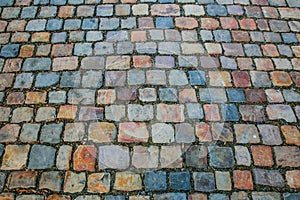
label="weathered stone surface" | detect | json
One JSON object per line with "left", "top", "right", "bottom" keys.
{"left": 8, "top": 171, "right": 37, "bottom": 189}
{"left": 88, "top": 122, "right": 116, "bottom": 143}
{"left": 235, "top": 146, "right": 251, "bottom": 166}
{"left": 156, "top": 104, "right": 185, "bottom": 122}
{"left": 114, "top": 172, "right": 142, "bottom": 191}
{"left": 73, "top": 145, "right": 97, "bottom": 171}
{"left": 88, "top": 173, "right": 110, "bottom": 193}
{"left": 193, "top": 172, "right": 215, "bottom": 192}
{"left": 0, "top": 124, "right": 20, "bottom": 142}
{"left": 151, "top": 123, "right": 175, "bottom": 143}
{"left": 118, "top": 122, "right": 149, "bottom": 143}
{"left": 132, "top": 146, "right": 159, "bottom": 169}
{"left": 151, "top": 4, "right": 180, "bottom": 16}
{"left": 160, "top": 145, "right": 182, "bottom": 168}
{"left": 274, "top": 146, "right": 300, "bottom": 167}
{"left": 215, "top": 171, "right": 231, "bottom": 191}
{"left": 98, "top": 145, "right": 130, "bottom": 169}
{"left": 64, "top": 171, "right": 86, "bottom": 193}
{"left": 28, "top": 145, "right": 56, "bottom": 169}
{"left": 186, "top": 145, "right": 208, "bottom": 168}
{"left": 40, "top": 123, "right": 63, "bottom": 144}
{"left": 234, "top": 124, "right": 260, "bottom": 144}
{"left": 267, "top": 104, "right": 297, "bottom": 122}
{"left": 253, "top": 168, "right": 285, "bottom": 187}
{"left": 1, "top": 145, "right": 30, "bottom": 170}
{"left": 144, "top": 171, "right": 167, "bottom": 191}
{"left": 286, "top": 170, "right": 300, "bottom": 188}
{"left": 128, "top": 104, "right": 154, "bottom": 121}
{"left": 209, "top": 146, "right": 235, "bottom": 168}
{"left": 64, "top": 123, "right": 86, "bottom": 142}
{"left": 57, "top": 145, "right": 72, "bottom": 170}
{"left": 39, "top": 171, "right": 63, "bottom": 191}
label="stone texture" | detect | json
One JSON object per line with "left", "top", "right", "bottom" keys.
{"left": 1, "top": 145, "right": 30, "bottom": 170}
{"left": 253, "top": 169, "right": 285, "bottom": 188}
{"left": 28, "top": 145, "right": 56, "bottom": 169}
{"left": 118, "top": 122, "right": 149, "bottom": 143}
{"left": 73, "top": 145, "right": 96, "bottom": 171}
{"left": 64, "top": 171, "right": 86, "bottom": 193}
{"left": 88, "top": 173, "right": 110, "bottom": 193}
{"left": 114, "top": 172, "right": 142, "bottom": 191}
{"left": 98, "top": 145, "right": 130, "bottom": 170}
{"left": 132, "top": 146, "right": 159, "bottom": 169}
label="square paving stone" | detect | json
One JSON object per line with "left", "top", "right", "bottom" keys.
{"left": 19, "top": 124, "right": 40, "bottom": 143}
{"left": 39, "top": 171, "right": 63, "bottom": 191}
{"left": 209, "top": 146, "right": 234, "bottom": 168}
{"left": 28, "top": 145, "right": 56, "bottom": 169}
{"left": 40, "top": 123, "right": 63, "bottom": 144}
{"left": 169, "top": 172, "right": 191, "bottom": 191}
{"left": 193, "top": 172, "right": 216, "bottom": 192}
{"left": 144, "top": 171, "right": 167, "bottom": 191}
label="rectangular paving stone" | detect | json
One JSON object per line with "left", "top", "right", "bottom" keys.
{"left": 22, "top": 58, "right": 51, "bottom": 71}
{"left": 8, "top": 171, "right": 37, "bottom": 189}
{"left": 253, "top": 169, "right": 285, "bottom": 188}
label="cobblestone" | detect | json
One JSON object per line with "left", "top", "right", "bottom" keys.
{"left": 0, "top": 0, "right": 299, "bottom": 198}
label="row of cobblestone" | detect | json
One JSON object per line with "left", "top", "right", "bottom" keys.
{"left": 0, "top": 103, "right": 299, "bottom": 123}
{"left": 0, "top": 121, "right": 299, "bottom": 143}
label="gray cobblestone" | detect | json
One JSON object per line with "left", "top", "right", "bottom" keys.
{"left": 26, "top": 20, "right": 46, "bottom": 31}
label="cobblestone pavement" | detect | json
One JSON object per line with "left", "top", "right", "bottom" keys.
{"left": 0, "top": 0, "right": 299, "bottom": 199}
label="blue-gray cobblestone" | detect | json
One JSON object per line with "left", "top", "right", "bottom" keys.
{"left": 121, "top": 17, "right": 137, "bottom": 29}
{"left": 82, "top": 18, "right": 99, "bottom": 30}
{"left": 51, "top": 0, "right": 67, "bottom": 5}
{"left": 26, "top": 20, "right": 46, "bottom": 31}
{"left": 144, "top": 171, "right": 167, "bottom": 191}
{"left": 82, "top": 70, "right": 102, "bottom": 88}
{"left": 22, "top": 58, "right": 52, "bottom": 71}
{"left": 0, "top": 0, "right": 14, "bottom": 6}
{"left": 14, "top": 73, "right": 34, "bottom": 89}
{"left": 209, "top": 146, "right": 234, "bottom": 168}
{"left": 221, "top": 104, "right": 239, "bottom": 121}
{"left": 244, "top": 44, "right": 262, "bottom": 57}
{"left": 189, "top": 70, "right": 206, "bottom": 86}
{"left": 48, "top": 91, "right": 67, "bottom": 104}
{"left": 213, "top": 30, "right": 231, "bottom": 42}
{"left": 207, "top": 5, "right": 227, "bottom": 16}
{"left": 64, "top": 19, "right": 81, "bottom": 30}
{"left": 117, "top": 42, "right": 134, "bottom": 54}
{"left": 159, "top": 88, "right": 177, "bottom": 102}
{"left": 86, "top": 31, "right": 103, "bottom": 42}
{"left": 47, "top": 19, "right": 63, "bottom": 31}
{"left": 35, "top": 72, "right": 60, "bottom": 88}
{"left": 34, "top": 0, "right": 49, "bottom": 5}
{"left": 187, "top": 103, "right": 204, "bottom": 119}
{"left": 51, "top": 32, "right": 67, "bottom": 43}
{"left": 60, "top": 71, "right": 81, "bottom": 88}
{"left": 178, "top": 56, "right": 198, "bottom": 67}
{"left": 100, "top": 18, "right": 119, "bottom": 30}
{"left": 128, "top": 70, "right": 145, "bottom": 85}
{"left": 28, "top": 145, "right": 56, "bottom": 169}
{"left": 97, "top": 5, "right": 114, "bottom": 16}
{"left": 0, "top": 44, "right": 20, "bottom": 58}
{"left": 21, "top": 7, "right": 38, "bottom": 18}
{"left": 74, "top": 43, "right": 93, "bottom": 56}
{"left": 170, "top": 172, "right": 191, "bottom": 191}
{"left": 40, "top": 123, "right": 63, "bottom": 144}
{"left": 106, "top": 31, "right": 129, "bottom": 42}
{"left": 20, "top": 124, "right": 40, "bottom": 143}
